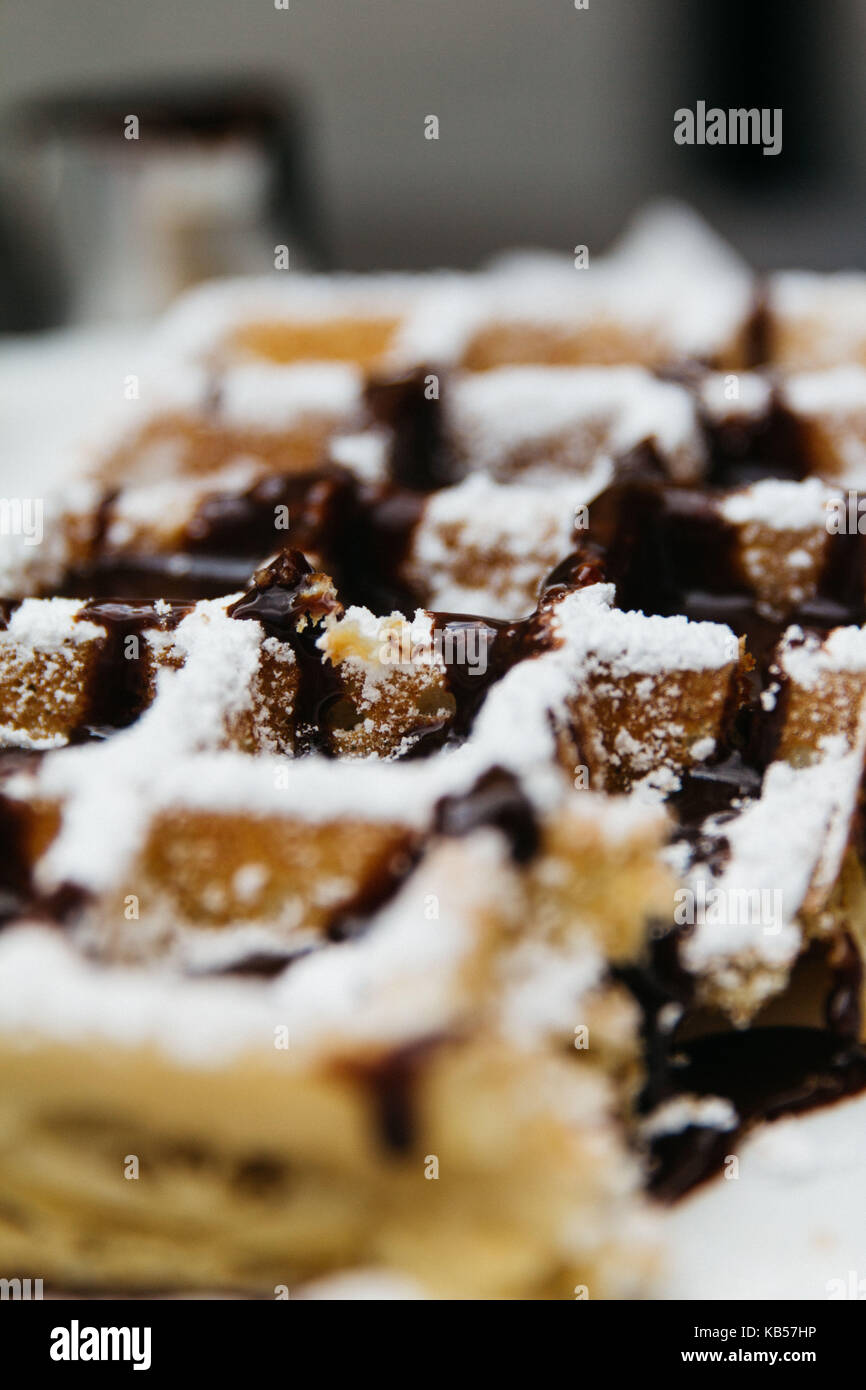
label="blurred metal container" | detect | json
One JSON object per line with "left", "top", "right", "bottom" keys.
{"left": 1, "top": 81, "right": 323, "bottom": 330}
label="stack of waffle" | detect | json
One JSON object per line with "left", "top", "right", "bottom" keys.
{"left": 3, "top": 205, "right": 866, "bottom": 1299}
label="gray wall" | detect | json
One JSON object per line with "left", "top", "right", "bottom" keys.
{"left": 0, "top": 0, "right": 862, "bottom": 272}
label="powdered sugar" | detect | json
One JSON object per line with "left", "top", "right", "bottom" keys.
{"left": 217, "top": 361, "right": 362, "bottom": 430}
{"left": 409, "top": 467, "right": 609, "bottom": 618}
{"left": 771, "top": 274, "right": 866, "bottom": 367}
{"left": 11, "top": 582, "right": 677, "bottom": 896}
{"left": 105, "top": 461, "right": 265, "bottom": 546}
{"left": 3, "top": 598, "right": 105, "bottom": 649}
{"left": 0, "top": 833, "right": 508, "bottom": 1063}
{"left": 446, "top": 367, "right": 704, "bottom": 481}
{"left": 153, "top": 272, "right": 426, "bottom": 363}
{"left": 328, "top": 429, "right": 390, "bottom": 483}
{"left": 719, "top": 477, "right": 834, "bottom": 530}
{"left": 0, "top": 479, "right": 101, "bottom": 598}
{"left": 555, "top": 592, "right": 737, "bottom": 677}
{"left": 497, "top": 938, "right": 606, "bottom": 1047}
{"left": 683, "top": 739, "right": 864, "bottom": 975}
{"left": 784, "top": 364, "right": 866, "bottom": 414}
{"left": 699, "top": 372, "right": 772, "bottom": 420}
{"left": 0, "top": 923, "right": 284, "bottom": 1066}
{"left": 392, "top": 202, "right": 752, "bottom": 369}
{"left": 778, "top": 624, "right": 866, "bottom": 687}
{"left": 640, "top": 1094, "right": 738, "bottom": 1140}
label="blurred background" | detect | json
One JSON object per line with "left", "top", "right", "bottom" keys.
{"left": 0, "top": 0, "right": 858, "bottom": 332}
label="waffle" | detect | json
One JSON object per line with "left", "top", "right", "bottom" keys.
{"left": 4, "top": 202, "right": 866, "bottom": 1299}
{"left": 390, "top": 204, "right": 756, "bottom": 371}
{"left": 0, "top": 853, "right": 654, "bottom": 1299}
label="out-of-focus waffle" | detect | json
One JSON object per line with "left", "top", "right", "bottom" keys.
{"left": 390, "top": 204, "right": 756, "bottom": 371}
{"left": 0, "top": 836, "right": 655, "bottom": 1298}
{"left": 6, "top": 204, "right": 866, "bottom": 1298}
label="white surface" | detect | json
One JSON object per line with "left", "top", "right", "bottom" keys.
{"left": 659, "top": 1093, "right": 866, "bottom": 1300}
{"left": 0, "top": 326, "right": 143, "bottom": 492}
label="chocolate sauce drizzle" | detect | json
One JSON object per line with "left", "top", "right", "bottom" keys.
{"left": 365, "top": 366, "right": 454, "bottom": 492}
{"left": 62, "top": 468, "right": 360, "bottom": 603}
{"left": 188, "top": 947, "right": 315, "bottom": 980}
{"left": 548, "top": 460, "right": 866, "bottom": 847}
{"left": 0, "top": 601, "right": 21, "bottom": 631}
{"left": 648, "top": 1026, "right": 866, "bottom": 1203}
{"left": 564, "top": 456, "right": 865, "bottom": 646}
{"left": 702, "top": 393, "right": 812, "bottom": 490}
{"left": 226, "top": 539, "right": 567, "bottom": 763}
{"left": 62, "top": 552, "right": 258, "bottom": 603}
{"left": 54, "top": 371, "right": 454, "bottom": 609}
{"left": 0, "top": 762, "right": 39, "bottom": 926}
{"left": 349, "top": 1036, "right": 445, "bottom": 1154}
{"left": 573, "top": 451, "right": 866, "bottom": 1199}
{"left": 434, "top": 766, "right": 539, "bottom": 864}
{"left": 422, "top": 612, "right": 542, "bottom": 749}
{"left": 320, "top": 480, "right": 424, "bottom": 614}
{"left": 619, "top": 933, "right": 866, "bottom": 1202}
{"left": 74, "top": 598, "right": 193, "bottom": 738}
{"left": 227, "top": 549, "right": 344, "bottom": 754}
{"left": 3, "top": 369, "right": 866, "bottom": 1184}
{"left": 0, "top": 597, "right": 191, "bottom": 920}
